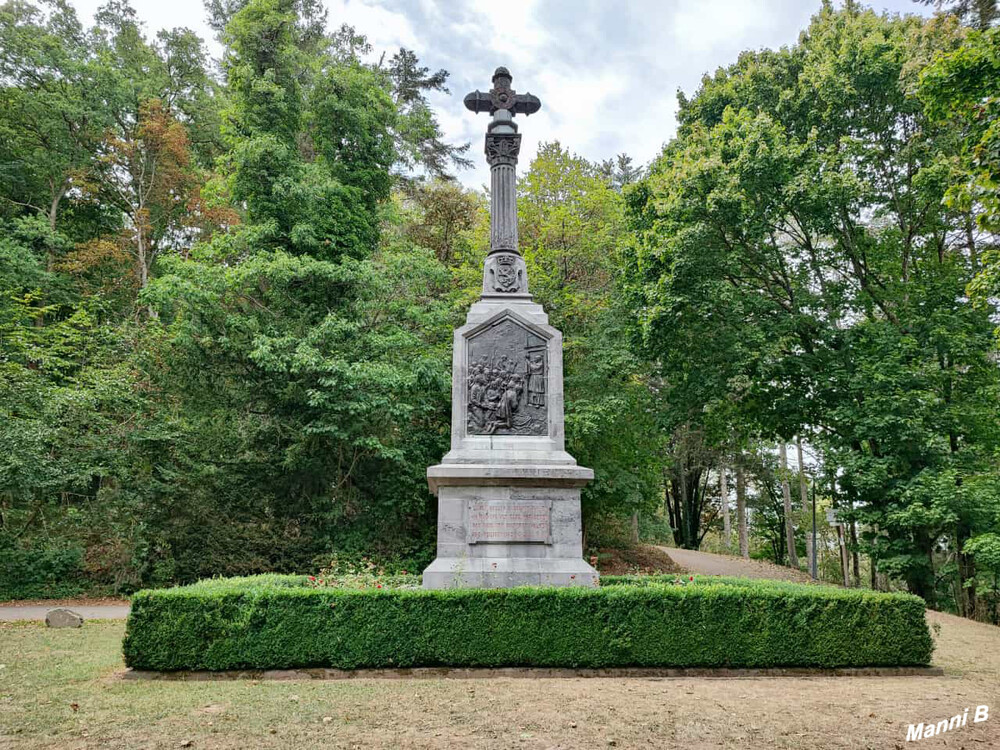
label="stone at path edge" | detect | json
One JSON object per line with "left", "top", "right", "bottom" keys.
{"left": 45, "top": 607, "right": 84, "bottom": 628}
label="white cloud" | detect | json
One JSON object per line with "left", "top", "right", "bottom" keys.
{"left": 66, "top": 0, "right": 935, "bottom": 189}
{"left": 326, "top": 0, "right": 418, "bottom": 57}
{"left": 672, "top": 0, "right": 772, "bottom": 53}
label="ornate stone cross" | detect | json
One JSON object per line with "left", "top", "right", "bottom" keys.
{"left": 463, "top": 66, "right": 541, "bottom": 119}
{"left": 464, "top": 68, "right": 540, "bottom": 296}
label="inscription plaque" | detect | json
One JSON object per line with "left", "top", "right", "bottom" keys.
{"left": 467, "top": 499, "right": 552, "bottom": 544}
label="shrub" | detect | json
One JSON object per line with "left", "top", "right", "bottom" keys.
{"left": 123, "top": 575, "right": 933, "bottom": 671}
{"left": 0, "top": 546, "right": 87, "bottom": 601}
{"left": 306, "top": 556, "right": 421, "bottom": 589}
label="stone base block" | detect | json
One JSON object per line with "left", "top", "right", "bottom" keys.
{"left": 422, "top": 556, "right": 599, "bottom": 589}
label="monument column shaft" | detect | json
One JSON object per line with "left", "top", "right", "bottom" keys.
{"left": 490, "top": 163, "right": 518, "bottom": 253}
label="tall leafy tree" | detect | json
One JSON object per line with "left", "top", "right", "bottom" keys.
{"left": 917, "top": 0, "right": 998, "bottom": 30}
{"left": 621, "top": 4, "right": 1000, "bottom": 607}
{"left": 134, "top": 0, "right": 449, "bottom": 580}
{"left": 381, "top": 49, "right": 471, "bottom": 177}
{"left": 921, "top": 26, "right": 1000, "bottom": 331}
{"left": 0, "top": 0, "right": 107, "bottom": 245}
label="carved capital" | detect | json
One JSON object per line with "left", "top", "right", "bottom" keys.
{"left": 485, "top": 133, "right": 521, "bottom": 167}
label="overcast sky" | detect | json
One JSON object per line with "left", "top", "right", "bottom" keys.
{"left": 69, "top": 0, "right": 933, "bottom": 189}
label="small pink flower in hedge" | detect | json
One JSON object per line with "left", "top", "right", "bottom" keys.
{"left": 400, "top": 569, "right": 408, "bottom": 575}
{"left": 376, "top": 584, "right": 382, "bottom": 589}
{"left": 308, "top": 576, "right": 316, "bottom": 581}
{"left": 689, "top": 576, "right": 694, "bottom": 582}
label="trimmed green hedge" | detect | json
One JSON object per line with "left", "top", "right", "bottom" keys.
{"left": 123, "top": 575, "right": 933, "bottom": 671}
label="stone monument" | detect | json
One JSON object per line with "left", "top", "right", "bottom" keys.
{"left": 422, "top": 67, "right": 599, "bottom": 589}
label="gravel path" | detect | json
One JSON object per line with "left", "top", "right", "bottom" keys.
{"left": 0, "top": 550, "right": 853, "bottom": 621}
{"left": 0, "top": 604, "right": 130, "bottom": 621}
{"left": 659, "top": 547, "right": 816, "bottom": 583}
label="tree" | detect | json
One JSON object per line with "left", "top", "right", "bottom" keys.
{"left": 620, "top": 4, "right": 1000, "bottom": 607}
{"left": 382, "top": 49, "right": 471, "bottom": 178}
{"left": 736, "top": 464, "right": 749, "bottom": 558}
{"left": 126, "top": 0, "right": 450, "bottom": 580}
{"left": 720, "top": 466, "right": 732, "bottom": 550}
{"left": 920, "top": 27, "right": 1000, "bottom": 330}
{"left": 0, "top": 0, "right": 107, "bottom": 248}
{"left": 779, "top": 443, "right": 799, "bottom": 568}
{"left": 89, "top": 99, "right": 199, "bottom": 290}
{"left": 403, "top": 179, "right": 482, "bottom": 264}
{"left": 916, "top": 0, "right": 998, "bottom": 30}
{"left": 964, "top": 533, "right": 1000, "bottom": 622}
{"left": 661, "top": 424, "right": 721, "bottom": 549}
{"left": 797, "top": 437, "right": 813, "bottom": 573}
{"left": 205, "top": 0, "right": 328, "bottom": 52}
{"left": 599, "top": 153, "right": 644, "bottom": 192}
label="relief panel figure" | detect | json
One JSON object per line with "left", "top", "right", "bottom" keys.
{"left": 466, "top": 318, "right": 547, "bottom": 436}
{"left": 525, "top": 352, "right": 546, "bottom": 407}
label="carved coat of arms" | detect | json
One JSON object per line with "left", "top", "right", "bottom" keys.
{"left": 493, "top": 254, "right": 521, "bottom": 292}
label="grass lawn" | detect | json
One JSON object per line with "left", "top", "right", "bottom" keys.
{"left": 2, "top": 612, "right": 999, "bottom": 749}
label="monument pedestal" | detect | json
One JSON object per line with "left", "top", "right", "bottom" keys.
{"left": 423, "top": 66, "right": 597, "bottom": 589}
{"left": 423, "top": 465, "right": 597, "bottom": 589}
{"left": 422, "top": 297, "right": 598, "bottom": 589}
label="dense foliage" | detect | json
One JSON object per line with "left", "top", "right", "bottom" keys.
{"left": 2, "top": 0, "right": 998, "bottom": 623}
{"left": 620, "top": 4, "right": 1000, "bottom": 616}
{"left": 0, "top": 0, "right": 662, "bottom": 595}
{"left": 123, "top": 574, "right": 932, "bottom": 670}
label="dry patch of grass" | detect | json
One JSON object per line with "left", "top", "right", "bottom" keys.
{"left": 1, "top": 611, "right": 999, "bottom": 749}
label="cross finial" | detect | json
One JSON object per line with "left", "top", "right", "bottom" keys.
{"left": 464, "top": 67, "right": 541, "bottom": 118}
{"left": 465, "top": 66, "right": 536, "bottom": 276}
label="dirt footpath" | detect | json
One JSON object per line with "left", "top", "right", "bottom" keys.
{"left": 0, "top": 604, "right": 130, "bottom": 621}
{"left": 661, "top": 547, "right": 816, "bottom": 583}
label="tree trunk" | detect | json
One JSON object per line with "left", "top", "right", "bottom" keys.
{"left": 849, "top": 517, "right": 861, "bottom": 587}
{"left": 957, "top": 522, "right": 977, "bottom": 619}
{"left": 796, "top": 438, "right": 811, "bottom": 573}
{"left": 630, "top": 511, "right": 639, "bottom": 545}
{"left": 664, "top": 467, "right": 682, "bottom": 548}
{"left": 780, "top": 443, "right": 799, "bottom": 568}
{"left": 679, "top": 451, "right": 691, "bottom": 549}
{"left": 837, "top": 525, "right": 850, "bottom": 587}
{"left": 720, "top": 467, "right": 731, "bottom": 551}
{"left": 736, "top": 464, "right": 749, "bottom": 559}
{"left": 966, "top": 213, "right": 978, "bottom": 272}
